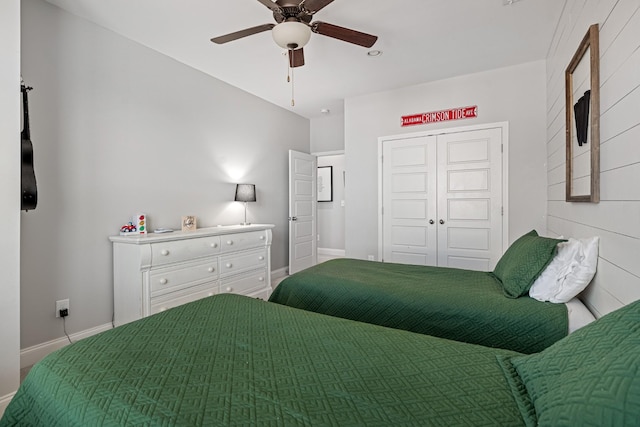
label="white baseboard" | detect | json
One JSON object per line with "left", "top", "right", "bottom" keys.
{"left": 318, "top": 248, "right": 345, "bottom": 264}
{"left": 271, "top": 266, "right": 288, "bottom": 280}
{"left": 271, "top": 267, "right": 289, "bottom": 288}
{"left": 21, "top": 322, "right": 113, "bottom": 369}
{"left": 0, "top": 392, "right": 16, "bottom": 418}
{"left": 318, "top": 248, "right": 346, "bottom": 257}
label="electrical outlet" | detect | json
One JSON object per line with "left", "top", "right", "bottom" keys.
{"left": 56, "top": 299, "right": 70, "bottom": 318}
{"left": 367, "top": 255, "right": 375, "bottom": 261}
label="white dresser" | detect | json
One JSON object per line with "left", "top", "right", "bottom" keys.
{"left": 110, "top": 224, "right": 274, "bottom": 326}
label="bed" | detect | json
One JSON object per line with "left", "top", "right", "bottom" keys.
{"left": 270, "top": 232, "right": 598, "bottom": 354}
{"left": 2, "top": 294, "right": 638, "bottom": 426}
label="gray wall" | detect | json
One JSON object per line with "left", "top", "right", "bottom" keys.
{"left": 20, "top": 0, "right": 309, "bottom": 348}
{"left": 310, "top": 114, "right": 344, "bottom": 153}
{"left": 344, "top": 60, "right": 548, "bottom": 260}
{"left": 545, "top": 0, "right": 640, "bottom": 317}
{"left": 0, "top": 0, "right": 21, "bottom": 407}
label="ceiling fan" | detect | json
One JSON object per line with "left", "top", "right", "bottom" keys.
{"left": 211, "top": 0, "right": 378, "bottom": 68}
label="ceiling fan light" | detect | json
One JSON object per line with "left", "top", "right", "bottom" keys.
{"left": 272, "top": 21, "right": 312, "bottom": 50}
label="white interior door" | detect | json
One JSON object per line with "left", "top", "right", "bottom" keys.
{"left": 382, "top": 136, "right": 437, "bottom": 265}
{"left": 288, "top": 150, "right": 317, "bottom": 274}
{"left": 436, "top": 127, "right": 503, "bottom": 270}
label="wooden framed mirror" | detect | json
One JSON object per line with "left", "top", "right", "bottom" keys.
{"left": 565, "top": 24, "right": 600, "bottom": 202}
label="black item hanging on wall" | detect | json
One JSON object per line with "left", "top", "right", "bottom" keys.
{"left": 573, "top": 90, "right": 591, "bottom": 147}
{"left": 21, "top": 82, "right": 38, "bottom": 211}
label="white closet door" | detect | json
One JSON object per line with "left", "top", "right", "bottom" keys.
{"left": 380, "top": 125, "right": 505, "bottom": 270}
{"left": 382, "top": 136, "right": 437, "bottom": 265}
{"left": 436, "top": 127, "right": 503, "bottom": 270}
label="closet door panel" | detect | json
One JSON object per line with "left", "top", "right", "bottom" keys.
{"left": 382, "top": 136, "right": 437, "bottom": 265}
{"left": 436, "top": 128, "right": 503, "bottom": 270}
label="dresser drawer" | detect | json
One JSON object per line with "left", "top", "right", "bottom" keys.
{"left": 149, "top": 283, "right": 217, "bottom": 315}
{"left": 149, "top": 258, "right": 218, "bottom": 297}
{"left": 220, "top": 248, "right": 267, "bottom": 278}
{"left": 219, "top": 230, "right": 268, "bottom": 254}
{"left": 220, "top": 269, "right": 268, "bottom": 295}
{"left": 151, "top": 236, "right": 221, "bottom": 266}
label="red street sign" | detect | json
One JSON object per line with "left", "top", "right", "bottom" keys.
{"left": 401, "top": 105, "right": 478, "bottom": 127}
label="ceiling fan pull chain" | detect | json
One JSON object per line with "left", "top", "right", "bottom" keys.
{"left": 290, "top": 49, "right": 295, "bottom": 106}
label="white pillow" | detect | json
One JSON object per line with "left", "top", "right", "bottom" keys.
{"left": 529, "top": 236, "right": 599, "bottom": 303}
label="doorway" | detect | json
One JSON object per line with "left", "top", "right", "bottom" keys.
{"left": 315, "top": 152, "right": 345, "bottom": 263}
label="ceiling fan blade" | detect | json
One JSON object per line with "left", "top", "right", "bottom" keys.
{"left": 312, "top": 21, "right": 378, "bottom": 48}
{"left": 256, "top": 0, "right": 283, "bottom": 13}
{"left": 300, "top": 0, "right": 334, "bottom": 14}
{"left": 289, "top": 48, "right": 305, "bottom": 68}
{"left": 211, "top": 23, "right": 275, "bottom": 44}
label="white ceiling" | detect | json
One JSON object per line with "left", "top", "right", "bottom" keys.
{"left": 44, "top": 0, "right": 565, "bottom": 119}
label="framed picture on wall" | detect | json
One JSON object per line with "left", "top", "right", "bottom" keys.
{"left": 317, "top": 166, "right": 333, "bottom": 202}
{"left": 565, "top": 23, "right": 600, "bottom": 203}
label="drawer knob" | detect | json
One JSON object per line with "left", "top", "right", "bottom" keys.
{"left": 226, "top": 240, "right": 233, "bottom": 246}
{"left": 226, "top": 287, "right": 232, "bottom": 292}
{"left": 211, "top": 242, "right": 218, "bottom": 248}
{"left": 258, "top": 256, "right": 264, "bottom": 261}
{"left": 258, "top": 277, "right": 264, "bottom": 282}
{"left": 159, "top": 278, "right": 168, "bottom": 285}
{"left": 226, "top": 263, "right": 232, "bottom": 268}
{"left": 161, "top": 249, "right": 169, "bottom": 256}
{"left": 208, "top": 267, "right": 215, "bottom": 273}
{"left": 259, "top": 235, "right": 265, "bottom": 240}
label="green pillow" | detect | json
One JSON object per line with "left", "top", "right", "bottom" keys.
{"left": 493, "top": 230, "right": 564, "bottom": 298}
{"left": 501, "top": 299, "right": 640, "bottom": 426}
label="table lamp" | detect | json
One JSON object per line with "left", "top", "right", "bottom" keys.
{"left": 234, "top": 184, "right": 256, "bottom": 225}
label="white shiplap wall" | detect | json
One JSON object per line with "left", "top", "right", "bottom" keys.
{"left": 546, "top": 0, "right": 640, "bottom": 317}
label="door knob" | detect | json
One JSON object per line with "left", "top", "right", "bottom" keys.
{"left": 439, "top": 219, "right": 445, "bottom": 225}
{"left": 289, "top": 217, "right": 298, "bottom": 221}
{"left": 429, "top": 219, "right": 434, "bottom": 225}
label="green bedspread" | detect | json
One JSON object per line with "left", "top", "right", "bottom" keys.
{"left": 2, "top": 294, "right": 525, "bottom": 426}
{"left": 269, "top": 259, "right": 568, "bottom": 354}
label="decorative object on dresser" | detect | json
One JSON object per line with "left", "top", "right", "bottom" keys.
{"left": 110, "top": 224, "right": 274, "bottom": 326}
{"left": 234, "top": 183, "right": 256, "bottom": 225}
{"left": 181, "top": 215, "right": 197, "bottom": 231}
{"left": 134, "top": 213, "right": 147, "bottom": 235}
{"left": 119, "top": 213, "right": 148, "bottom": 235}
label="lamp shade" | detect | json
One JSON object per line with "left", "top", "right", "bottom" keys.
{"left": 272, "top": 21, "right": 312, "bottom": 50}
{"left": 234, "top": 184, "right": 256, "bottom": 202}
